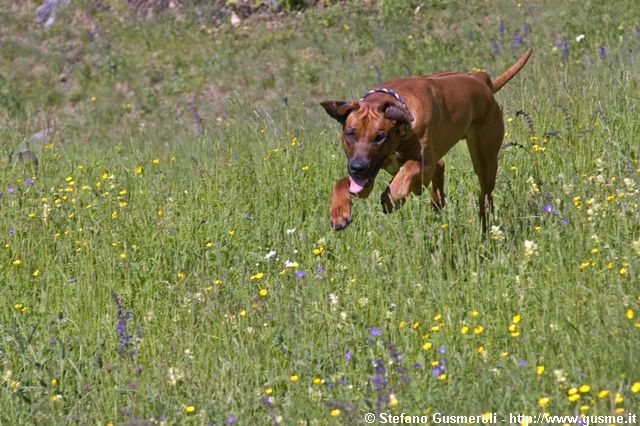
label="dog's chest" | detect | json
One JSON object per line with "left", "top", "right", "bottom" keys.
{"left": 383, "top": 152, "right": 402, "bottom": 174}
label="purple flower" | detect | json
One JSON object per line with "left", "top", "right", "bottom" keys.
{"left": 635, "top": 26, "right": 640, "bottom": 40}
{"left": 112, "top": 292, "right": 136, "bottom": 357}
{"left": 134, "top": 366, "right": 143, "bottom": 375}
{"left": 315, "top": 264, "right": 324, "bottom": 273}
{"left": 498, "top": 22, "right": 505, "bottom": 38}
{"left": 23, "top": 177, "right": 34, "bottom": 185}
{"left": 437, "top": 346, "right": 446, "bottom": 354}
{"left": 517, "top": 359, "right": 527, "bottom": 367}
{"left": 522, "top": 23, "right": 530, "bottom": 36}
{"left": 492, "top": 40, "right": 501, "bottom": 55}
{"left": 543, "top": 204, "right": 553, "bottom": 214}
{"left": 555, "top": 39, "right": 569, "bottom": 58}
{"left": 9, "top": 228, "right": 15, "bottom": 236}
{"left": 599, "top": 46, "right": 607, "bottom": 60}
{"left": 345, "top": 349, "right": 351, "bottom": 361}
{"left": 224, "top": 417, "right": 237, "bottom": 424}
{"left": 413, "top": 362, "right": 423, "bottom": 368}
{"left": 48, "top": 337, "right": 56, "bottom": 345}
{"left": 294, "top": 270, "right": 305, "bottom": 278}
{"left": 338, "top": 378, "right": 348, "bottom": 385}
{"left": 7, "top": 186, "right": 16, "bottom": 194}
{"left": 127, "top": 380, "right": 137, "bottom": 389}
{"left": 512, "top": 30, "right": 523, "bottom": 46}
{"left": 368, "top": 327, "right": 382, "bottom": 336}
{"left": 431, "top": 359, "right": 446, "bottom": 378}
{"left": 560, "top": 219, "right": 568, "bottom": 226}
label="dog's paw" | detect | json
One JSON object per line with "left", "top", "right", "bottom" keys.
{"left": 380, "top": 187, "right": 402, "bottom": 214}
{"left": 330, "top": 204, "right": 352, "bottom": 231}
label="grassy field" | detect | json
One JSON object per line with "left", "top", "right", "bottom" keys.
{"left": 1, "top": 0, "right": 640, "bottom": 424}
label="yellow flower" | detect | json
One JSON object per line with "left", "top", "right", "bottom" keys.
{"left": 512, "top": 314, "right": 521, "bottom": 323}
{"left": 579, "top": 405, "right": 589, "bottom": 412}
{"left": 51, "top": 394, "right": 62, "bottom": 401}
{"left": 473, "top": 325, "right": 484, "bottom": 334}
{"left": 239, "top": 309, "right": 246, "bottom": 317}
{"left": 508, "top": 324, "right": 517, "bottom": 332}
{"left": 330, "top": 409, "right": 341, "bottom": 417}
{"left": 214, "top": 279, "right": 223, "bottom": 285}
{"left": 567, "top": 387, "right": 578, "bottom": 396}
{"left": 119, "top": 253, "right": 127, "bottom": 260}
{"left": 185, "top": 405, "right": 196, "bottom": 414}
{"left": 51, "top": 378, "right": 59, "bottom": 386}
{"left": 440, "top": 223, "right": 448, "bottom": 229}
{"left": 312, "top": 246, "right": 324, "bottom": 255}
{"left": 460, "top": 325, "right": 469, "bottom": 334}
{"left": 265, "top": 387, "right": 273, "bottom": 395}
{"left": 590, "top": 247, "right": 599, "bottom": 254}
{"left": 477, "top": 346, "right": 485, "bottom": 353}
{"left": 614, "top": 392, "right": 624, "bottom": 404}
{"left": 568, "top": 394, "right": 580, "bottom": 402}
{"left": 135, "top": 165, "right": 143, "bottom": 174}
{"left": 389, "top": 393, "right": 399, "bottom": 406}
{"left": 631, "top": 381, "right": 640, "bottom": 393}
{"left": 433, "top": 313, "right": 442, "bottom": 321}
{"left": 471, "top": 310, "right": 479, "bottom": 317}
{"left": 536, "top": 365, "right": 545, "bottom": 375}
{"left": 411, "top": 322, "right": 420, "bottom": 330}
{"left": 12, "top": 259, "right": 22, "bottom": 267}
{"left": 250, "top": 272, "right": 264, "bottom": 280}
{"left": 290, "top": 374, "right": 299, "bottom": 382}
{"left": 597, "top": 389, "right": 609, "bottom": 398}
{"left": 101, "top": 172, "right": 109, "bottom": 180}
{"left": 619, "top": 267, "right": 628, "bottom": 275}
{"left": 579, "top": 384, "right": 590, "bottom": 393}
{"left": 313, "top": 377, "right": 321, "bottom": 385}
{"left": 176, "top": 272, "right": 184, "bottom": 279}
{"left": 32, "top": 270, "right": 40, "bottom": 277}
{"left": 259, "top": 289, "right": 268, "bottom": 297}
{"left": 538, "top": 397, "right": 550, "bottom": 408}
{"left": 438, "top": 373, "right": 446, "bottom": 381}
{"left": 152, "top": 159, "right": 160, "bottom": 165}
{"left": 626, "top": 309, "right": 635, "bottom": 319}
{"left": 301, "top": 165, "right": 310, "bottom": 171}
{"left": 422, "top": 342, "right": 433, "bottom": 350}
{"left": 291, "top": 137, "right": 297, "bottom": 146}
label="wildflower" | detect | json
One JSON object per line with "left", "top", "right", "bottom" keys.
{"left": 422, "top": 342, "right": 432, "bottom": 350}
{"left": 389, "top": 393, "right": 399, "bottom": 407}
{"left": 579, "top": 384, "right": 590, "bottom": 393}
{"left": 575, "top": 34, "right": 585, "bottom": 42}
{"left": 12, "top": 259, "right": 22, "bottom": 267}
{"left": 523, "top": 240, "right": 537, "bottom": 256}
{"left": 51, "top": 378, "right": 59, "bottom": 386}
{"left": 471, "top": 310, "right": 479, "bottom": 317}
{"left": 538, "top": 397, "right": 550, "bottom": 408}
{"left": 264, "top": 250, "right": 277, "bottom": 259}
{"left": 312, "top": 246, "right": 324, "bottom": 255}
{"left": 119, "top": 253, "right": 127, "bottom": 260}
{"left": 290, "top": 374, "right": 299, "bottom": 382}
{"left": 224, "top": 416, "right": 237, "bottom": 424}
{"left": 614, "top": 392, "right": 624, "bottom": 404}
{"left": 369, "top": 327, "right": 382, "bottom": 336}
{"left": 135, "top": 165, "right": 143, "bottom": 174}
{"left": 330, "top": 409, "right": 341, "bottom": 417}
{"left": 536, "top": 365, "right": 545, "bottom": 375}
{"left": 250, "top": 272, "right": 264, "bottom": 281}
{"left": 284, "top": 260, "right": 298, "bottom": 268}
{"left": 626, "top": 309, "right": 635, "bottom": 319}
{"left": 517, "top": 359, "right": 527, "bottom": 367}
{"left": 473, "top": 325, "right": 484, "bottom": 334}
{"left": 185, "top": 405, "right": 196, "bottom": 414}
{"left": 460, "top": 325, "right": 469, "bottom": 334}
{"left": 345, "top": 350, "right": 351, "bottom": 361}
{"left": 597, "top": 389, "right": 609, "bottom": 398}
{"left": 632, "top": 382, "right": 640, "bottom": 393}
{"left": 151, "top": 159, "right": 160, "bottom": 165}
{"left": 32, "top": 270, "right": 40, "bottom": 277}
{"left": 313, "top": 377, "right": 322, "bottom": 384}
{"left": 489, "top": 225, "right": 505, "bottom": 241}
{"left": 301, "top": 165, "right": 310, "bottom": 171}
{"left": 294, "top": 271, "right": 305, "bottom": 278}
{"left": 512, "top": 314, "right": 521, "bottom": 323}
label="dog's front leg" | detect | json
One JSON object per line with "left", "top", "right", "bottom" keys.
{"left": 330, "top": 177, "right": 373, "bottom": 230}
{"left": 381, "top": 160, "right": 433, "bottom": 213}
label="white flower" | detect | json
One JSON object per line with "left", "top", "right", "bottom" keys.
{"left": 524, "top": 240, "right": 537, "bottom": 257}
{"left": 576, "top": 34, "right": 585, "bottom": 42}
{"left": 264, "top": 250, "right": 277, "bottom": 260}
{"left": 284, "top": 259, "right": 298, "bottom": 268}
{"left": 329, "top": 293, "right": 339, "bottom": 305}
{"left": 285, "top": 228, "right": 296, "bottom": 234}
{"left": 359, "top": 297, "right": 369, "bottom": 307}
{"left": 490, "top": 225, "right": 505, "bottom": 241}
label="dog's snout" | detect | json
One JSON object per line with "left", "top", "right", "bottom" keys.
{"left": 348, "top": 159, "right": 370, "bottom": 177}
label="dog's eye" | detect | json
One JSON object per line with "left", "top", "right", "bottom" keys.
{"left": 373, "top": 132, "right": 387, "bottom": 144}
{"left": 343, "top": 129, "right": 356, "bottom": 144}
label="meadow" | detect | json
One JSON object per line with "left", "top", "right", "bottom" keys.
{"left": 1, "top": 0, "right": 639, "bottom": 424}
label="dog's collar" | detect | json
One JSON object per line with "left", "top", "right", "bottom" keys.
{"left": 359, "top": 88, "right": 408, "bottom": 109}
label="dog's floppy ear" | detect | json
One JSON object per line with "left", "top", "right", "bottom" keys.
{"left": 321, "top": 100, "right": 359, "bottom": 125}
{"left": 384, "top": 104, "right": 414, "bottom": 124}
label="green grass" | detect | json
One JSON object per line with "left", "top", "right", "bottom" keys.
{"left": 1, "top": 0, "right": 640, "bottom": 424}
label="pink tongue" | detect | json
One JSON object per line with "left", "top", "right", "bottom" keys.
{"left": 349, "top": 176, "right": 367, "bottom": 194}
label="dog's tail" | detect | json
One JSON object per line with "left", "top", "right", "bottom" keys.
{"left": 491, "top": 48, "right": 533, "bottom": 93}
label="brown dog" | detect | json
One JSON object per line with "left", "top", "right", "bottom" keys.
{"left": 321, "top": 48, "right": 532, "bottom": 230}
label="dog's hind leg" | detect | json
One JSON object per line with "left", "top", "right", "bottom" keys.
{"left": 430, "top": 160, "right": 446, "bottom": 210}
{"left": 465, "top": 110, "right": 504, "bottom": 232}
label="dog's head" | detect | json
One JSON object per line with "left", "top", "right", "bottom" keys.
{"left": 321, "top": 98, "right": 413, "bottom": 194}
